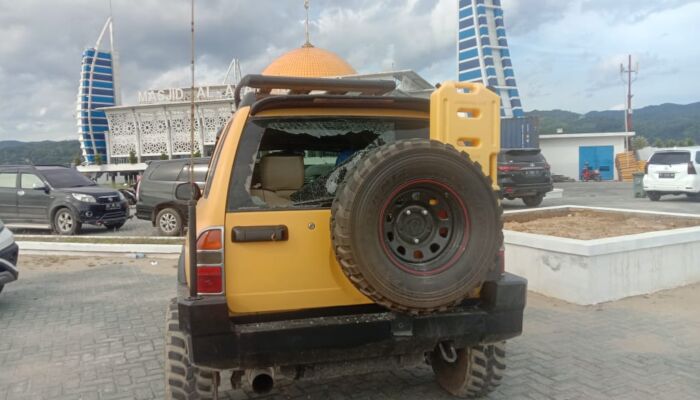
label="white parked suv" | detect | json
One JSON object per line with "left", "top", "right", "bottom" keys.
{"left": 643, "top": 147, "right": 700, "bottom": 201}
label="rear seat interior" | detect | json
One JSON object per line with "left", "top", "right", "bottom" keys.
{"left": 251, "top": 154, "right": 305, "bottom": 206}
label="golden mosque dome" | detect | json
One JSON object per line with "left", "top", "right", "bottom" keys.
{"left": 261, "top": 43, "right": 357, "bottom": 78}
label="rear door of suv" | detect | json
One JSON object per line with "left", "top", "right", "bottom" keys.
{"left": 646, "top": 150, "right": 692, "bottom": 188}
{"left": 0, "top": 170, "right": 18, "bottom": 222}
{"left": 139, "top": 161, "right": 186, "bottom": 217}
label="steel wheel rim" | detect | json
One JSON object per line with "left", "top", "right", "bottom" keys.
{"left": 57, "top": 212, "right": 73, "bottom": 232}
{"left": 380, "top": 180, "right": 469, "bottom": 275}
{"left": 159, "top": 213, "right": 177, "bottom": 233}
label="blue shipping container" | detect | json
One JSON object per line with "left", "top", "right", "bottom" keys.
{"left": 500, "top": 117, "right": 539, "bottom": 149}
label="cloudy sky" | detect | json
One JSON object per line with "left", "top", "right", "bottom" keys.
{"left": 1, "top": 0, "right": 699, "bottom": 141}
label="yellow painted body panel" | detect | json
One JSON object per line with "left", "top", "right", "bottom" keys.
{"left": 187, "top": 84, "right": 500, "bottom": 315}
{"left": 185, "top": 107, "right": 250, "bottom": 286}
{"left": 430, "top": 81, "right": 501, "bottom": 189}
{"left": 224, "top": 210, "right": 370, "bottom": 314}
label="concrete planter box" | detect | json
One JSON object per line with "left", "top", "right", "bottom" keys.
{"left": 503, "top": 206, "right": 700, "bottom": 305}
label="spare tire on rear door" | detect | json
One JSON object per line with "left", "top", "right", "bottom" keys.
{"left": 331, "top": 139, "right": 502, "bottom": 315}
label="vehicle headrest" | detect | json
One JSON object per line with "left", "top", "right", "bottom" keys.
{"left": 260, "top": 154, "right": 305, "bottom": 191}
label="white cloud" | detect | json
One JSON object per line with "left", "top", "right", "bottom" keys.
{"left": 0, "top": 0, "right": 699, "bottom": 141}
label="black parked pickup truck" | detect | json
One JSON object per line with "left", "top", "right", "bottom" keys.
{"left": 0, "top": 165, "right": 129, "bottom": 235}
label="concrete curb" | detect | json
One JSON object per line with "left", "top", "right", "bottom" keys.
{"left": 503, "top": 205, "right": 700, "bottom": 305}
{"left": 16, "top": 240, "right": 182, "bottom": 256}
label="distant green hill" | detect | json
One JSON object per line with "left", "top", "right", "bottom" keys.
{"left": 0, "top": 140, "right": 80, "bottom": 166}
{"left": 526, "top": 102, "right": 700, "bottom": 144}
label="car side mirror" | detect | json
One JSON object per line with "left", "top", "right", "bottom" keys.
{"left": 175, "top": 182, "right": 202, "bottom": 201}
{"left": 32, "top": 183, "right": 49, "bottom": 193}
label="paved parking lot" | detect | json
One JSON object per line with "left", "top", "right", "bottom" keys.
{"left": 2, "top": 256, "right": 699, "bottom": 400}
{"left": 504, "top": 182, "right": 700, "bottom": 215}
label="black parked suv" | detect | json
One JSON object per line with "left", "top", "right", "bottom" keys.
{"left": 136, "top": 158, "right": 209, "bottom": 236}
{"left": 497, "top": 148, "right": 553, "bottom": 207}
{"left": 0, "top": 165, "right": 129, "bottom": 235}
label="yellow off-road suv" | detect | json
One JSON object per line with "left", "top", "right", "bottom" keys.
{"left": 166, "top": 75, "right": 527, "bottom": 399}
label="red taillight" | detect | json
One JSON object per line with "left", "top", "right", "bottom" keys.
{"left": 197, "top": 229, "right": 223, "bottom": 250}
{"left": 194, "top": 227, "right": 224, "bottom": 294}
{"left": 196, "top": 266, "right": 222, "bottom": 293}
{"left": 498, "top": 247, "right": 505, "bottom": 274}
{"left": 689, "top": 162, "right": 697, "bottom": 175}
{"left": 498, "top": 165, "right": 520, "bottom": 172}
{"left": 544, "top": 163, "right": 551, "bottom": 171}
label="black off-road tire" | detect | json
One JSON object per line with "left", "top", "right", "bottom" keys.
{"left": 332, "top": 139, "right": 502, "bottom": 315}
{"left": 165, "top": 298, "right": 216, "bottom": 400}
{"left": 647, "top": 191, "right": 661, "bottom": 201}
{"left": 53, "top": 208, "right": 82, "bottom": 235}
{"left": 431, "top": 342, "right": 506, "bottom": 398}
{"left": 157, "top": 208, "right": 183, "bottom": 237}
{"left": 521, "top": 194, "right": 544, "bottom": 208}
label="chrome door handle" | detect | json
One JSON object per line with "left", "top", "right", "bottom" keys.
{"left": 17, "top": 190, "right": 25, "bottom": 196}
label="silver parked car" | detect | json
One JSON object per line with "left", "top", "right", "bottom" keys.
{"left": 0, "top": 219, "right": 19, "bottom": 294}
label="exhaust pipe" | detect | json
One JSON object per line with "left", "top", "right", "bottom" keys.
{"left": 246, "top": 368, "right": 275, "bottom": 394}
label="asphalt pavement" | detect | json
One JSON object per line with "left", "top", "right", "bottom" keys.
{"left": 505, "top": 182, "right": 700, "bottom": 215}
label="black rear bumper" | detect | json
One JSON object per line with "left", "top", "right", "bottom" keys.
{"left": 178, "top": 273, "right": 527, "bottom": 370}
{"left": 499, "top": 181, "right": 553, "bottom": 198}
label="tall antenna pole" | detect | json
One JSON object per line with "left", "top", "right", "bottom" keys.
{"left": 620, "top": 54, "right": 638, "bottom": 147}
{"left": 187, "top": 0, "right": 199, "bottom": 300}
{"left": 189, "top": 0, "right": 195, "bottom": 178}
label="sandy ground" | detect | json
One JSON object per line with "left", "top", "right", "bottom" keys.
{"left": 504, "top": 208, "right": 700, "bottom": 240}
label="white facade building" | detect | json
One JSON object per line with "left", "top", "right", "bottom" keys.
{"left": 539, "top": 132, "right": 635, "bottom": 181}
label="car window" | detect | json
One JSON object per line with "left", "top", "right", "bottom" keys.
{"left": 20, "top": 174, "right": 44, "bottom": 189}
{"left": 648, "top": 151, "right": 690, "bottom": 165}
{"left": 177, "top": 164, "right": 208, "bottom": 182}
{"left": 149, "top": 163, "right": 183, "bottom": 181}
{"left": 0, "top": 173, "right": 17, "bottom": 188}
{"left": 41, "top": 168, "right": 96, "bottom": 188}
{"left": 227, "top": 116, "right": 430, "bottom": 211}
{"left": 205, "top": 118, "right": 233, "bottom": 198}
{"left": 504, "top": 151, "right": 545, "bottom": 163}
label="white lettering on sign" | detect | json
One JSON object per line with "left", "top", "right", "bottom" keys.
{"left": 137, "top": 85, "right": 235, "bottom": 105}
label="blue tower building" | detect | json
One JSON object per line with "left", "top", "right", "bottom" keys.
{"left": 76, "top": 18, "right": 119, "bottom": 164}
{"left": 458, "top": 0, "right": 523, "bottom": 118}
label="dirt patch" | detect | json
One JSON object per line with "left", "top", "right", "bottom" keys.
{"left": 504, "top": 208, "right": 700, "bottom": 240}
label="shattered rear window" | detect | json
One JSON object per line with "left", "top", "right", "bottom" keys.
{"left": 227, "top": 116, "right": 429, "bottom": 211}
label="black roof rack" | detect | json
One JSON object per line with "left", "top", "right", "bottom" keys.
{"left": 234, "top": 74, "right": 397, "bottom": 107}
{"left": 250, "top": 95, "right": 429, "bottom": 115}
